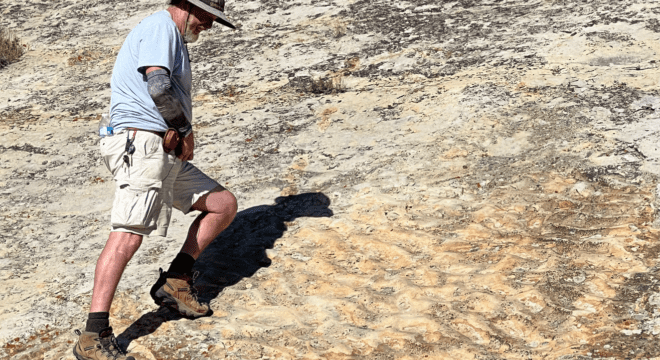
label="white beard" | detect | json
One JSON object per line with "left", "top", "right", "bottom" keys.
{"left": 183, "top": 26, "right": 199, "bottom": 43}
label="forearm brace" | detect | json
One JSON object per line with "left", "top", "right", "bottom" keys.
{"left": 146, "top": 69, "right": 193, "bottom": 137}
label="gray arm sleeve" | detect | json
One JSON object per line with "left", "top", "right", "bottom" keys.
{"left": 146, "top": 69, "right": 193, "bottom": 137}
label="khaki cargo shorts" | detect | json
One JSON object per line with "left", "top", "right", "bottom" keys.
{"left": 100, "top": 130, "right": 221, "bottom": 237}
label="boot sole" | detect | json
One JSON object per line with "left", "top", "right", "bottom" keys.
{"left": 155, "top": 288, "right": 211, "bottom": 318}
{"left": 73, "top": 344, "right": 88, "bottom": 360}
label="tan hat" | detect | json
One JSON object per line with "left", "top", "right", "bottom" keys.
{"left": 187, "top": 0, "right": 235, "bottom": 29}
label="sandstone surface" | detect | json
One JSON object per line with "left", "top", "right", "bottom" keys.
{"left": 2, "top": 0, "right": 660, "bottom": 359}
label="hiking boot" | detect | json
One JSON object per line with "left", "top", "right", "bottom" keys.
{"left": 150, "top": 268, "right": 211, "bottom": 318}
{"left": 73, "top": 327, "right": 136, "bottom": 360}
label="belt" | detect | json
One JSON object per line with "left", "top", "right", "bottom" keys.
{"left": 126, "top": 127, "right": 166, "bottom": 138}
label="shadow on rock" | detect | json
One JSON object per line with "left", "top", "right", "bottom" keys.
{"left": 116, "top": 307, "right": 183, "bottom": 350}
{"left": 194, "top": 192, "right": 333, "bottom": 302}
{"left": 117, "top": 192, "right": 333, "bottom": 347}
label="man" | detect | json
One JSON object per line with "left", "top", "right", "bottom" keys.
{"left": 73, "top": 1, "right": 238, "bottom": 359}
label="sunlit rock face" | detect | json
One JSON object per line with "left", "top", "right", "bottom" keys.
{"left": 2, "top": 0, "right": 660, "bottom": 359}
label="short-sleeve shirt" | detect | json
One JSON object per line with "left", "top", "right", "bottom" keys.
{"left": 109, "top": 10, "right": 192, "bottom": 133}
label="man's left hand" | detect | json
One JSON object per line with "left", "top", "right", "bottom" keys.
{"left": 178, "top": 131, "right": 195, "bottom": 161}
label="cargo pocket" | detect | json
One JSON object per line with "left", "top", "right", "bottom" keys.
{"left": 111, "top": 179, "right": 163, "bottom": 229}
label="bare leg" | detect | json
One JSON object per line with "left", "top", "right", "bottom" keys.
{"left": 179, "top": 187, "right": 237, "bottom": 259}
{"left": 90, "top": 232, "right": 143, "bottom": 312}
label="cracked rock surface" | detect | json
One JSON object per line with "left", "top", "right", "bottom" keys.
{"left": 2, "top": 0, "right": 660, "bottom": 359}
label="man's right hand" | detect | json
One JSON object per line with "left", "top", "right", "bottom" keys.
{"left": 178, "top": 131, "right": 194, "bottom": 161}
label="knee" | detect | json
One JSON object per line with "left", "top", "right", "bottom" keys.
{"left": 126, "top": 236, "right": 143, "bottom": 253}
{"left": 208, "top": 188, "right": 238, "bottom": 218}
{"left": 109, "top": 232, "right": 142, "bottom": 256}
{"left": 223, "top": 191, "right": 238, "bottom": 220}
{"left": 120, "top": 238, "right": 142, "bottom": 257}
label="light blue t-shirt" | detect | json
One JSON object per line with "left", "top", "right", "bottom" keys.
{"left": 109, "top": 10, "right": 192, "bottom": 133}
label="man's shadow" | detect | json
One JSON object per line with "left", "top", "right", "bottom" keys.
{"left": 117, "top": 192, "right": 333, "bottom": 348}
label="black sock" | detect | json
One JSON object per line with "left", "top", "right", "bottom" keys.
{"left": 85, "top": 312, "right": 110, "bottom": 333}
{"left": 167, "top": 253, "right": 196, "bottom": 276}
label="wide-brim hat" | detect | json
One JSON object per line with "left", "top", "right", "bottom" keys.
{"left": 187, "top": 0, "right": 236, "bottom": 29}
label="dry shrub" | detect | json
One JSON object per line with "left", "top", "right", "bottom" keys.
{"left": 309, "top": 76, "right": 345, "bottom": 95}
{"left": 0, "top": 28, "right": 24, "bottom": 69}
{"left": 289, "top": 74, "right": 346, "bottom": 95}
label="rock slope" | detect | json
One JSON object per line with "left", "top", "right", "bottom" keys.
{"left": 2, "top": 0, "right": 660, "bottom": 359}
